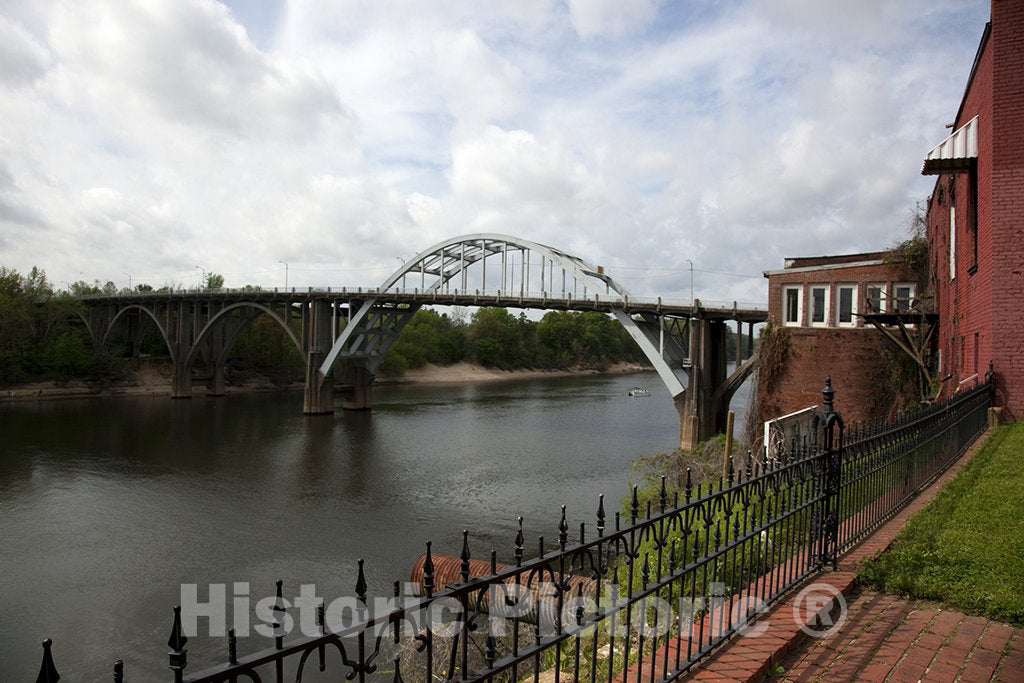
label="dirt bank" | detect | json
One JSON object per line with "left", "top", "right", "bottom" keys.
{"left": 378, "top": 361, "right": 650, "bottom": 385}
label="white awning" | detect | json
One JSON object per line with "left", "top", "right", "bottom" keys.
{"left": 922, "top": 115, "right": 978, "bottom": 175}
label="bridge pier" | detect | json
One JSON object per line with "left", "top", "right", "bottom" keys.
{"left": 341, "top": 363, "right": 374, "bottom": 411}
{"left": 171, "top": 302, "right": 193, "bottom": 399}
{"left": 677, "top": 319, "right": 730, "bottom": 451}
{"left": 303, "top": 300, "right": 335, "bottom": 414}
{"left": 205, "top": 319, "right": 226, "bottom": 397}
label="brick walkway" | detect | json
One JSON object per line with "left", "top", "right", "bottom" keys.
{"left": 667, "top": 426, "right": 1021, "bottom": 683}
{"left": 776, "top": 588, "right": 1024, "bottom": 682}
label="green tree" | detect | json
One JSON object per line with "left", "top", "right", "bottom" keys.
{"left": 204, "top": 273, "right": 225, "bottom": 290}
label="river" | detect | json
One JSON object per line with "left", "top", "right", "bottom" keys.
{"left": 0, "top": 369, "right": 750, "bottom": 679}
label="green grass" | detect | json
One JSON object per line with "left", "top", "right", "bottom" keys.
{"left": 860, "top": 424, "right": 1024, "bottom": 624}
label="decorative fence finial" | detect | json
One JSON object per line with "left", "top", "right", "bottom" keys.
{"left": 36, "top": 638, "right": 59, "bottom": 683}
{"left": 168, "top": 605, "right": 188, "bottom": 682}
{"left": 822, "top": 377, "right": 835, "bottom": 415}
{"left": 460, "top": 530, "right": 471, "bottom": 583}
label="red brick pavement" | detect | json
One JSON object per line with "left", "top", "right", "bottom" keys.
{"left": 776, "top": 589, "right": 1024, "bottom": 682}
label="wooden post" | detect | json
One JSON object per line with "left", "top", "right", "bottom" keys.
{"left": 723, "top": 410, "right": 735, "bottom": 478}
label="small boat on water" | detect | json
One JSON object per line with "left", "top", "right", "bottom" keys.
{"left": 628, "top": 387, "right": 651, "bottom": 397}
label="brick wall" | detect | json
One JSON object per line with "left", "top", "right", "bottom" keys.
{"left": 927, "top": 0, "right": 1024, "bottom": 417}
{"left": 989, "top": 0, "right": 1024, "bottom": 417}
{"left": 760, "top": 260, "right": 917, "bottom": 425}
{"left": 759, "top": 328, "right": 898, "bottom": 426}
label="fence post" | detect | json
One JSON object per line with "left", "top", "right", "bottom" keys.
{"left": 817, "top": 378, "right": 844, "bottom": 570}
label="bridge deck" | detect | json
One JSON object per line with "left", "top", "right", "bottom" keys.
{"left": 79, "top": 288, "right": 768, "bottom": 322}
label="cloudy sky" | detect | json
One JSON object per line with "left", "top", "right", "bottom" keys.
{"left": 0, "top": 0, "right": 989, "bottom": 303}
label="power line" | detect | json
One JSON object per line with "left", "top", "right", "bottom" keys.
{"left": 608, "top": 264, "right": 763, "bottom": 279}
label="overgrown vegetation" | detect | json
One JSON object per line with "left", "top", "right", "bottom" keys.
{"left": 743, "top": 322, "right": 789, "bottom": 446}
{"left": 860, "top": 425, "right": 1024, "bottom": 624}
{"left": 0, "top": 267, "right": 122, "bottom": 384}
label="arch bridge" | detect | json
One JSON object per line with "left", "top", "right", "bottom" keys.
{"left": 77, "top": 234, "right": 766, "bottom": 449}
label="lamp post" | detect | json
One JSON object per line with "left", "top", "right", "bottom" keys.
{"left": 124, "top": 273, "right": 132, "bottom": 291}
{"left": 195, "top": 265, "right": 206, "bottom": 290}
{"left": 278, "top": 260, "right": 289, "bottom": 290}
{"left": 685, "top": 259, "right": 694, "bottom": 305}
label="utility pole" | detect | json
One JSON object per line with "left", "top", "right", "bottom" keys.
{"left": 278, "top": 260, "right": 288, "bottom": 290}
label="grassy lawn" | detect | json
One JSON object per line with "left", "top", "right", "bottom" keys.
{"left": 860, "top": 423, "right": 1024, "bottom": 625}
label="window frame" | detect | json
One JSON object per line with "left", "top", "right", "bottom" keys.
{"left": 835, "top": 284, "right": 858, "bottom": 327}
{"left": 893, "top": 283, "right": 916, "bottom": 313}
{"left": 809, "top": 284, "right": 830, "bottom": 328}
{"left": 949, "top": 179, "right": 957, "bottom": 281}
{"left": 782, "top": 285, "right": 803, "bottom": 327}
{"left": 865, "top": 283, "right": 887, "bottom": 314}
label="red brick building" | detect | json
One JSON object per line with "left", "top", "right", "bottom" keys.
{"left": 760, "top": 253, "right": 917, "bottom": 424}
{"left": 922, "top": 0, "right": 1024, "bottom": 417}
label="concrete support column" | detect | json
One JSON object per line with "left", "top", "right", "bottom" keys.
{"left": 303, "top": 300, "right": 335, "bottom": 414}
{"left": 205, "top": 319, "right": 225, "bottom": 397}
{"left": 342, "top": 363, "right": 374, "bottom": 411}
{"left": 748, "top": 322, "right": 754, "bottom": 361}
{"left": 678, "top": 318, "right": 732, "bottom": 451}
{"left": 735, "top": 320, "right": 743, "bottom": 366}
{"left": 171, "top": 302, "right": 193, "bottom": 399}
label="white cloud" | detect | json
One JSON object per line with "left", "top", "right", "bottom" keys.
{"left": 0, "top": 15, "right": 50, "bottom": 86}
{"left": 0, "top": 0, "right": 992, "bottom": 302}
{"left": 568, "top": 0, "right": 662, "bottom": 39}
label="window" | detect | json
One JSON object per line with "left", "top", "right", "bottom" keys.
{"left": 894, "top": 283, "right": 916, "bottom": 313}
{"left": 836, "top": 284, "right": 857, "bottom": 327}
{"left": 949, "top": 180, "right": 956, "bottom": 281}
{"left": 809, "top": 285, "right": 829, "bottom": 327}
{"left": 783, "top": 285, "right": 802, "bottom": 326}
{"left": 866, "top": 283, "right": 886, "bottom": 313}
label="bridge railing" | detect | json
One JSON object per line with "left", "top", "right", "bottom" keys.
{"left": 76, "top": 287, "right": 768, "bottom": 313}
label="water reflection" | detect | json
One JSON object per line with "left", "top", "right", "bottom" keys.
{"left": 0, "top": 369, "right": 749, "bottom": 679}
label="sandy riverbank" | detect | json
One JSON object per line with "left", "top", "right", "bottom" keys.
{"left": 377, "top": 361, "right": 650, "bottom": 385}
{"left": 0, "top": 360, "right": 652, "bottom": 402}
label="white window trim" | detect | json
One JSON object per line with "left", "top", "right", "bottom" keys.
{"left": 809, "top": 285, "right": 830, "bottom": 327}
{"left": 782, "top": 285, "right": 803, "bottom": 327}
{"left": 949, "top": 190, "right": 956, "bottom": 281}
{"left": 866, "top": 283, "right": 887, "bottom": 314}
{"left": 894, "top": 282, "right": 916, "bottom": 313}
{"left": 836, "top": 284, "right": 858, "bottom": 327}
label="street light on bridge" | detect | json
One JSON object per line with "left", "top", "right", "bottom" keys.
{"left": 686, "top": 259, "right": 694, "bottom": 305}
{"left": 123, "top": 273, "right": 132, "bottom": 291}
{"left": 278, "top": 260, "right": 288, "bottom": 290}
{"left": 195, "top": 265, "right": 206, "bottom": 290}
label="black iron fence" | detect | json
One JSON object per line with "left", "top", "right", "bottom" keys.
{"left": 35, "top": 376, "right": 993, "bottom": 683}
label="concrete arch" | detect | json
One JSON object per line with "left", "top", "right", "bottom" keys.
{"left": 183, "top": 302, "right": 302, "bottom": 370}
{"left": 102, "top": 304, "right": 174, "bottom": 359}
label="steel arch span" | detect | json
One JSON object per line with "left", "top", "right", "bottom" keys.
{"left": 318, "top": 233, "right": 695, "bottom": 399}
